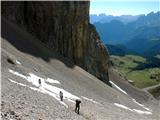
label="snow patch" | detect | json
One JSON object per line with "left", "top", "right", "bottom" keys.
{"left": 81, "top": 96, "right": 100, "bottom": 104}
{"left": 109, "top": 80, "right": 128, "bottom": 95}
{"left": 8, "top": 78, "right": 68, "bottom": 107}
{"left": 8, "top": 69, "right": 81, "bottom": 108}
{"left": 142, "top": 107, "right": 152, "bottom": 112}
{"left": 9, "top": 69, "right": 27, "bottom": 79}
{"left": 133, "top": 109, "right": 152, "bottom": 115}
{"left": 9, "top": 79, "right": 26, "bottom": 87}
{"left": 16, "top": 60, "right": 21, "bottom": 65}
{"left": 114, "top": 103, "right": 133, "bottom": 111}
{"left": 67, "top": 99, "right": 76, "bottom": 103}
{"left": 8, "top": 78, "right": 44, "bottom": 93}
{"left": 132, "top": 99, "right": 144, "bottom": 107}
{"left": 132, "top": 99, "right": 152, "bottom": 112}
{"left": 9, "top": 69, "right": 60, "bottom": 86}
{"left": 45, "top": 78, "right": 60, "bottom": 84}
{"left": 114, "top": 103, "right": 152, "bottom": 115}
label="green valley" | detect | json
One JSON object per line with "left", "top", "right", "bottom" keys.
{"left": 110, "top": 55, "right": 160, "bottom": 89}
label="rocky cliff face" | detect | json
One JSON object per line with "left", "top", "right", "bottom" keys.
{"left": 2, "top": 1, "right": 110, "bottom": 85}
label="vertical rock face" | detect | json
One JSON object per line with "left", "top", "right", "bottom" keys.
{"left": 2, "top": 1, "right": 110, "bottom": 85}
{"left": 87, "top": 24, "right": 110, "bottom": 84}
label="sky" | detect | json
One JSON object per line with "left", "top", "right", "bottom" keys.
{"left": 90, "top": 0, "right": 160, "bottom": 16}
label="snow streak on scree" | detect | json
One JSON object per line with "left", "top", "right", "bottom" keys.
{"left": 81, "top": 96, "right": 100, "bottom": 104}
{"left": 114, "top": 103, "right": 152, "bottom": 115}
{"left": 8, "top": 69, "right": 80, "bottom": 108}
{"left": 132, "top": 99, "right": 152, "bottom": 112}
{"left": 109, "top": 80, "right": 128, "bottom": 95}
{"left": 110, "top": 80, "right": 152, "bottom": 115}
{"left": 16, "top": 60, "right": 21, "bottom": 65}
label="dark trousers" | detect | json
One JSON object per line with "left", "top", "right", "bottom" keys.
{"left": 60, "top": 96, "right": 63, "bottom": 101}
{"left": 75, "top": 105, "right": 80, "bottom": 114}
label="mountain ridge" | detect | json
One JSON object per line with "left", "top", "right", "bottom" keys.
{"left": 93, "top": 11, "right": 160, "bottom": 56}
{"left": 90, "top": 13, "right": 140, "bottom": 24}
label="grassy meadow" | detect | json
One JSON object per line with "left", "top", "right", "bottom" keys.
{"left": 110, "top": 55, "right": 160, "bottom": 89}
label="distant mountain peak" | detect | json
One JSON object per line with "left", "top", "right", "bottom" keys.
{"left": 93, "top": 11, "right": 160, "bottom": 56}
{"left": 90, "top": 13, "right": 140, "bottom": 24}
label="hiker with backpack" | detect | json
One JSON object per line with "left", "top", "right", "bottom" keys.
{"left": 75, "top": 99, "right": 81, "bottom": 114}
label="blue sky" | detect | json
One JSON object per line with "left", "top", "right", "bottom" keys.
{"left": 90, "top": 0, "right": 160, "bottom": 16}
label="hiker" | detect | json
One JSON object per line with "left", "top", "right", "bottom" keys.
{"left": 59, "top": 91, "right": 63, "bottom": 101}
{"left": 75, "top": 99, "right": 81, "bottom": 114}
{"left": 38, "top": 79, "right": 41, "bottom": 87}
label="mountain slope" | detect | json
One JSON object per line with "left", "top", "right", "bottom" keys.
{"left": 145, "top": 44, "right": 160, "bottom": 56}
{"left": 94, "top": 20, "right": 127, "bottom": 44}
{"left": 2, "top": 1, "right": 110, "bottom": 86}
{"left": 1, "top": 13, "right": 159, "bottom": 120}
{"left": 105, "top": 44, "right": 126, "bottom": 56}
{"left": 125, "top": 26, "right": 160, "bottom": 56}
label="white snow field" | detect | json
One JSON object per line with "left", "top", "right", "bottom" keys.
{"left": 9, "top": 69, "right": 80, "bottom": 107}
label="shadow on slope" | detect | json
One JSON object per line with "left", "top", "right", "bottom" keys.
{"left": 1, "top": 16, "right": 75, "bottom": 68}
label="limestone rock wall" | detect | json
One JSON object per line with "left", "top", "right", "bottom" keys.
{"left": 2, "top": 1, "right": 110, "bottom": 85}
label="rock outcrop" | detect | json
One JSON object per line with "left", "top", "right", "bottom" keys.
{"left": 2, "top": 1, "right": 110, "bottom": 85}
